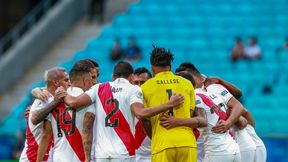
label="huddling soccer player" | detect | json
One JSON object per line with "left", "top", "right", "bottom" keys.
{"left": 30, "top": 60, "right": 96, "bottom": 162}
{"left": 173, "top": 70, "right": 244, "bottom": 162}
{"left": 140, "top": 46, "right": 208, "bottom": 162}
{"left": 20, "top": 66, "right": 70, "bottom": 162}
{"left": 178, "top": 62, "right": 266, "bottom": 162}
{"left": 55, "top": 61, "right": 184, "bottom": 162}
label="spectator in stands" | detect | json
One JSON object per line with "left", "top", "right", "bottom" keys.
{"left": 275, "top": 37, "right": 288, "bottom": 56}
{"left": 125, "top": 36, "right": 141, "bottom": 61}
{"left": 244, "top": 37, "right": 261, "bottom": 60}
{"left": 110, "top": 38, "right": 123, "bottom": 61}
{"left": 230, "top": 37, "right": 245, "bottom": 62}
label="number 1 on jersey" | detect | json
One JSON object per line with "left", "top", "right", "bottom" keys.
{"left": 166, "top": 89, "right": 174, "bottom": 116}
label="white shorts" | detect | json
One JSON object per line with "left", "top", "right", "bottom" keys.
{"left": 255, "top": 146, "right": 267, "bottom": 162}
{"left": 136, "top": 155, "right": 151, "bottom": 162}
{"left": 204, "top": 153, "right": 241, "bottom": 162}
{"left": 240, "top": 150, "right": 256, "bottom": 162}
{"left": 94, "top": 157, "right": 136, "bottom": 162}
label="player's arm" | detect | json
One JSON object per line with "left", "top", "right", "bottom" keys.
{"left": 31, "top": 99, "right": 61, "bottom": 125}
{"left": 205, "top": 77, "right": 242, "bottom": 99}
{"left": 234, "top": 116, "right": 248, "bottom": 130}
{"left": 55, "top": 87, "right": 93, "bottom": 109}
{"left": 242, "top": 108, "right": 255, "bottom": 127}
{"left": 31, "top": 87, "right": 52, "bottom": 102}
{"left": 36, "top": 120, "right": 52, "bottom": 162}
{"left": 131, "top": 93, "right": 184, "bottom": 119}
{"left": 141, "top": 118, "right": 152, "bottom": 139}
{"left": 63, "top": 94, "right": 92, "bottom": 109}
{"left": 212, "top": 97, "right": 244, "bottom": 133}
{"left": 82, "top": 112, "right": 95, "bottom": 162}
{"left": 160, "top": 108, "right": 208, "bottom": 129}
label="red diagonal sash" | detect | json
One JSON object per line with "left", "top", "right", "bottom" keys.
{"left": 196, "top": 93, "right": 234, "bottom": 137}
{"left": 196, "top": 93, "right": 228, "bottom": 120}
{"left": 52, "top": 103, "right": 85, "bottom": 162}
{"left": 134, "top": 120, "right": 146, "bottom": 149}
{"left": 98, "top": 82, "right": 136, "bottom": 156}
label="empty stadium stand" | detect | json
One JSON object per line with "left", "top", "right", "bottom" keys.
{"left": 0, "top": 0, "right": 287, "bottom": 161}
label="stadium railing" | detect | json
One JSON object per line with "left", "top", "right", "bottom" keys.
{"left": 0, "top": 0, "right": 59, "bottom": 56}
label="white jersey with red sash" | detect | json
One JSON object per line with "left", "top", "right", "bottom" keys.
{"left": 49, "top": 87, "right": 91, "bottom": 162}
{"left": 20, "top": 98, "right": 53, "bottom": 162}
{"left": 206, "top": 84, "right": 257, "bottom": 151}
{"left": 85, "top": 78, "right": 143, "bottom": 159}
{"left": 195, "top": 89, "right": 240, "bottom": 156}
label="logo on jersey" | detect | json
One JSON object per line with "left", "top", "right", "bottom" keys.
{"left": 136, "top": 92, "right": 143, "bottom": 100}
{"left": 196, "top": 99, "right": 201, "bottom": 105}
{"left": 221, "top": 90, "right": 228, "bottom": 96}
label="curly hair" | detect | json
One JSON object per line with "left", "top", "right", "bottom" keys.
{"left": 150, "top": 45, "right": 174, "bottom": 67}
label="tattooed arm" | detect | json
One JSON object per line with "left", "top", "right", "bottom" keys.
{"left": 31, "top": 99, "right": 60, "bottom": 125}
{"left": 82, "top": 112, "right": 95, "bottom": 162}
{"left": 141, "top": 118, "right": 152, "bottom": 139}
{"left": 160, "top": 108, "right": 208, "bottom": 129}
{"left": 31, "top": 88, "right": 67, "bottom": 125}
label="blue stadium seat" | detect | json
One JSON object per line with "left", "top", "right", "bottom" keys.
{"left": 2, "top": 0, "right": 288, "bottom": 160}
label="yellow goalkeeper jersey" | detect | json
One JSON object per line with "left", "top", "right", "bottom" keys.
{"left": 141, "top": 71, "right": 196, "bottom": 154}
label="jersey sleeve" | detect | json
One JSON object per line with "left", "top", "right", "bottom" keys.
{"left": 207, "top": 84, "right": 233, "bottom": 104}
{"left": 30, "top": 99, "right": 43, "bottom": 113}
{"left": 130, "top": 86, "right": 144, "bottom": 105}
{"left": 85, "top": 84, "right": 98, "bottom": 103}
{"left": 86, "top": 103, "right": 96, "bottom": 115}
{"left": 30, "top": 99, "right": 52, "bottom": 123}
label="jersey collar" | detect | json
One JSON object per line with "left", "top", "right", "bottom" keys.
{"left": 114, "top": 78, "right": 130, "bottom": 84}
{"left": 155, "top": 71, "right": 173, "bottom": 78}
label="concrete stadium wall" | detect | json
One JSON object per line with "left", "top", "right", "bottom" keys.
{"left": 0, "top": 0, "right": 88, "bottom": 94}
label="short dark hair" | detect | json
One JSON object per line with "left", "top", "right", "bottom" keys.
{"left": 176, "top": 71, "right": 196, "bottom": 87}
{"left": 179, "top": 62, "right": 201, "bottom": 76}
{"left": 150, "top": 45, "right": 174, "bottom": 67}
{"left": 134, "top": 67, "right": 152, "bottom": 78}
{"left": 175, "top": 66, "right": 187, "bottom": 73}
{"left": 85, "top": 59, "right": 99, "bottom": 67}
{"left": 113, "top": 61, "right": 133, "bottom": 78}
{"left": 70, "top": 60, "right": 94, "bottom": 83}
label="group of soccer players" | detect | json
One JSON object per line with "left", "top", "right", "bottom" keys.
{"left": 19, "top": 46, "right": 266, "bottom": 162}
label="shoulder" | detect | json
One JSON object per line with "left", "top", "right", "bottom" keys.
{"left": 207, "top": 84, "right": 232, "bottom": 100}
{"left": 128, "top": 84, "right": 142, "bottom": 97}
{"left": 30, "top": 99, "right": 42, "bottom": 109}
{"left": 141, "top": 78, "right": 155, "bottom": 90}
{"left": 88, "top": 83, "right": 101, "bottom": 91}
{"left": 30, "top": 98, "right": 51, "bottom": 112}
{"left": 207, "top": 84, "right": 227, "bottom": 93}
{"left": 67, "top": 87, "right": 84, "bottom": 96}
